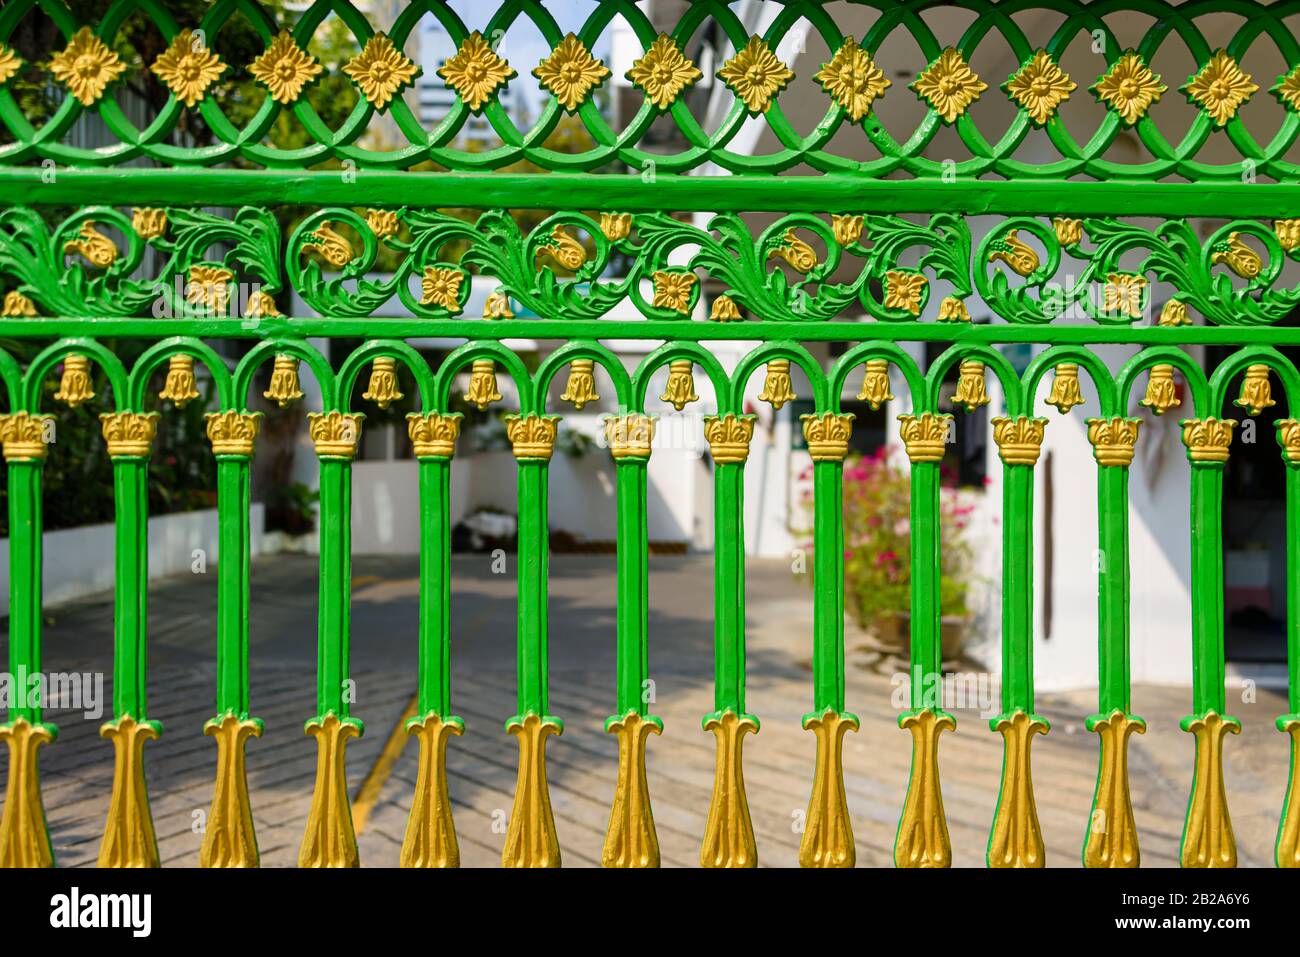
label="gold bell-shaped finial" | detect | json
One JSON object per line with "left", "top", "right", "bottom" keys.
{"left": 560, "top": 358, "right": 600, "bottom": 410}
{"left": 1235, "top": 364, "right": 1276, "bottom": 416}
{"left": 1045, "top": 362, "right": 1083, "bottom": 414}
{"left": 464, "top": 359, "right": 503, "bottom": 411}
{"left": 952, "top": 359, "right": 991, "bottom": 413}
{"left": 659, "top": 359, "right": 699, "bottom": 412}
{"left": 710, "top": 294, "right": 742, "bottom": 322}
{"left": 159, "top": 354, "right": 201, "bottom": 407}
{"left": 54, "top": 354, "right": 95, "bottom": 408}
{"left": 362, "top": 356, "right": 403, "bottom": 410}
{"left": 857, "top": 359, "right": 894, "bottom": 411}
{"left": 1139, "top": 364, "right": 1180, "bottom": 416}
{"left": 264, "top": 354, "right": 305, "bottom": 409}
{"left": 758, "top": 359, "right": 797, "bottom": 411}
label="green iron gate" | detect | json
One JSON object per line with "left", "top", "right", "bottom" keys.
{"left": 0, "top": 0, "right": 1297, "bottom": 868}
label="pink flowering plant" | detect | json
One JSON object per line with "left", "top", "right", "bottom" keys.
{"left": 796, "top": 446, "right": 976, "bottom": 637}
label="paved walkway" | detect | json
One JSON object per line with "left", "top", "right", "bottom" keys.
{"left": 5, "top": 554, "right": 1294, "bottom": 867}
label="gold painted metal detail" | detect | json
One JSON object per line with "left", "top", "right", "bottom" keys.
{"left": 151, "top": 29, "right": 227, "bottom": 108}
{"left": 483, "top": 290, "right": 514, "bottom": 318}
{"left": 502, "top": 713, "right": 563, "bottom": 868}
{"left": 1275, "top": 217, "right": 1300, "bottom": 251}
{"left": 626, "top": 34, "right": 702, "bottom": 110}
{"left": 1160, "top": 298, "right": 1192, "bottom": 326}
{"left": 0, "top": 44, "right": 22, "bottom": 86}
{"left": 1054, "top": 217, "right": 1084, "bottom": 246}
{"left": 857, "top": 358, "right": 894, "bottom": 411}
{"left": 205, "top": 411, "right": 262, "bottom": 458}
{"left": 0, "top": 412, "right": 53, "bottom": 462}
{"left": 401, "top": 713, "right": 464, "bottom": 868}
{"left": 439, "top": 31, "right": 513, "bottom": 112}
{"left": 815, "top": 37, "right": 890, "bottom": 123}
{"left": 1235, "top": 363, "right": 1276, "bottom": 415}
{"left": 895, "top": 709, "right": 956, "bottom": 868}
{"left": 710, "top": 294, "right": 742, "bottom": 322}
{"left": 913, "top": 47, "right": 987, "bottom": 122}
{"left": 363, "top": 356, "right": 403, "bottom": 409}
{"left": 308, "top": 410, "right": 363, "bottom": 459}
{"left": 1046, "top": 363, "right": 1083, "bottom": 414}
{"left": 2, "top": 290, "right": 36, "bottom": 316}
{"left": 561, "top": 358, "right": 600, "bottom": 409}
{"left": 988, "top": 710, "right": 1050, "bottom": 868}
{"left": 953, "top": 359, "right": 991, "bottom": 412}
{"left": 768, "top": 229, "right": 817, "bottom": 274}
{"left": 1181, "top": 417, "right": 1235, "bottom": 463}
{"left": 420, "top": 267, "right": 464, "bottom": 311}
{"left": 299, "top": 712, "right": 362, "bottom": 868}
{"left": 1087, "top": 417, "right": 1141, "bottom": 467}
{"left": 1185, "top": 50, "right": 1257, "bottom": 126}
{"left": 651, "top": 270, "right": 697, "bottom": 313}
{"left": 1276, "top": 718, "right": 1300, "bottom": 868}
{"left": 534, "top": 33, "right": 609, "bottom": 112}
{"left": 1005, "top": 50, "right": 1075, "bottom": 125}
{"left": 536, "top": 225, "right": 588, "bottom": 272}
{"left": 51, "top": 26, "right": 126, "bottom": 106}
{"left": 605, "top": 413, "right": 656, "bottom": 460}
{"left": 1094, "top": 52, "right": 1166, "bottom": 124}
{"left": 898, "top": 413, "right": 952, "bottom": 463}
{"left": 1179, "top": 711, "right": 1241, "bottom": 868}
{"left": 132, "top": 207, "right": 167, "bottom": 240}
{"left": 758, "top": 358, "right": 797, "bottom": 410}
{"left": 599, "top": 212, "right": 632, "bottom": 243}
{"left": 365, "top": 208, "right": 399, "bottom": 240}
{"left": 1274, "top": 65, "right": 1300, "bottom": 113}
{"left": 701, "top": 710, "right": 759, "bottom": 868}
{"left": 302, "top": 221, "right": 353, "bottom": 269}
{"left": 799, "top": 709, "right": 859, "bottom": 868}
{"left": 718, "top": 36, "right": 793, "bottom": 114}
{"left": 1140, "top": 364, "right": 1180, "bottom": 415}
{"left": 993, "top": 416, "right": 1048, "bottom": 467}
{"left": 1276, "top": 419, "right": 1300, "bottom": 464}
{"left": 245, "top": 290, "right": 280, "bottom": 318}
{"left": 1104, "top": 272, "right": 1147, "bottom": 318}
{"left": 98, "top": 715, "right": 160, "bottom": 868}
{"left": 1211, "top": 232, "right": 1263, "bottom": 279}
{"left": 250, "top": 30, "right": 322, "bottom": 105}
{"left": 801, "top": 412, "right": 855, "bottom": 463}
{"left": 199, "top": 713, "right": 262, "bottom": 868}
{"left": 660, "top": 360, "right": 699, "bottom": 411}
{"left": 64, "top": 221, "right": 117, "bottom": 268}
{"left": 1083, "top": 710, "right": 1146, "bottom": 868}
{"left": 0, "top": 719, "right": 55, "bottom": 867}
{"left": 464, "top": 359, "right": 502, "bottom": 410}
{"left": 705, "top": 414, "right": 757, "bottom": 465}
{"left": 505, "top": 414, "right": 560, "bottom": 461}
{"left": 937, "top": 295, "right": 971, "bottom": 322}
{"left": 187, "top": 265, "right": 235, "bottom": 313}
{"left": 54, "top": 353, "right": 95, "bottom": 407}
{"left": 264, "top": 354, "right": 304, "bottom": 407}
{"left": 832, "top": 214, "right": 865, "bottom": 246}
{"left": 346, "top": 33, "right": 419, "bottom": 110}
{"left": 884, "top": 270, "right": 927, "bottom": 315}
{"left": 603, "top": 712, "right": 662, "bottom": 868}
{"left": 407, "top": 412, "right": 462, "bottom": 459}
{"left": 987, "top": 229, "right": 1039, "bottom": 276}
{"left": 159, "top": 354, "right": 200, "bottom": 406}
{"left": 100, "top": 411, "right": 160, "bottom": 459}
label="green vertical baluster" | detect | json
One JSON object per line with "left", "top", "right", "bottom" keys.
{"left": 987, "top": 415, "right": 1050, "bottom": 868}
{"left": 701, "top": 413, "right": 759, "bottom": 868}
{"left": 97, "top": 411, "right": 162, "bottom": 868}
{"left": 200, "top": 411, "right": 264, "bottom": 867}
{"left": 601, "top": 413, "right": 662, "bottom": 867}
{"left": 502, "top": 413, "right": 563, "bottom": 868}
{"left": 1275, "top": 420, "right": 1300, "bottom": 868}
{"left": 1179, "top": 416, "right": 1239, "bottom": 868}
{"left": 894, "top": 411, "right": 956, "bottom": 867}
{"left": 0, "top": 413, "right": 57, "bottom": 867}
{"left": 298, "top": 410, "right": 365, "bottom": 868}
{"left": 1083, "top": 417, "right": 1145, "bottom": 868}
{"left": 401, "top": 411, "right": 465, "bottom": 868}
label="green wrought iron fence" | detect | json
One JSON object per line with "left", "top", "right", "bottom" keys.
{"left": 0, "top": 0, "right": 1297, "bottom": 868}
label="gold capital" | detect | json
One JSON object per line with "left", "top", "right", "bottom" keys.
{"left": 704, "top": 414, "right": 756, "bottom": 465}
{"left": 205, "top": 411, "right": 262, "bottom": 457}
{"left": 502, "top": 713, "right": 562, "bottom": 867}
{"left": 897, "top": 412, "right": 952, "bottom": 464}
{"left": 199, "top": 713, "right": 262, "bottom": 867}
{"left": 1086, "top": 416, "right": 1140, "bottom": 468}
{"left": 800, "top": 412, "right": 854, "bottom": 463}
{"left": 701, "top": 710, "right": 758, "bottom": 868}
{"left": 1181, "top": 417, "right": 1235, "bottom": 463}
{"left": 604, "top": 414, "right": 656, "bottom": 460}
{"left": 1180, "top": 711, "right": 1240, "bottom": 867}
{"left": 407, "top": 412, "right": 462, "bottom": 459}
{"left": 100, "top": 412, "right": 160, "bottom": 459}
{"left": 799, "top": 709, "right": 858, "bottom": 867}
{"left": 992, "top": 416, "right": 1047, "bottom": 466}
{"left": 505, "top": 414, "right": 559, "bottom": 461}
{"left": 308, "top": 411, "right": 363, "bottom": 459}
{"left": 401, "top": 713, "right": 464, "bottom": 868}
{"left": 0, "top": 412, "right": 54, "bottom": 462}
{"left": 602, "top": 711, "right": 662, "bottom": 867}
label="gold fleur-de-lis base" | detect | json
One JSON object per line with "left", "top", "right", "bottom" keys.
{"left": 701, "top": 709, "right": 759, "bottom": 868}
{"left": 799, "top": 709, "right": 858, "bottom": 868}
{"left": 894, "top": 708, "right": 956, "bottom": 868}
{"left": 1083, "top": 709, "right": 1145, "bottom": 868}
{"left": 1180, "top": 710, "right": 1240, "bottom": 868}
{"left": 988, "top": 710, "right": 1049, "bottom": 868}
{"left": 98, "top": 714, "right": 161, "bottom": 868}
{"left": 199, "top": 712, "right": 263, "bottom": 868}
{"left": 602, "top": 711, "right": 662, "bottom": 868}
{"left": 400, "top": 712, "right": 464, "bottom": 868}
{"left": 1277, "top": 717, "right": 1300, "bottom": 868}
{"left": 502, "top": 712, "right": 563, "bottom": 867}
{"left": 0, "top": 718, "right": 56, "bottom": 867}
{"left": 298, "top": 712, "right": 362, "bottom": 868}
